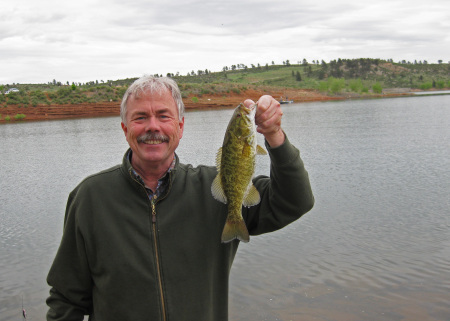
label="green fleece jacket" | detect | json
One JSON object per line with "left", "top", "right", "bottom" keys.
{"left": 46, "top": 136, "right": 314, "bottom": 321}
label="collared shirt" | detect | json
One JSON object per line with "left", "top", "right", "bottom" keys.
{"left": 127, "top": 150, "right": 176, "bottom": 199}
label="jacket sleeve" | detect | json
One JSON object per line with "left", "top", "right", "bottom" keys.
{"left": 46, "top": 191, "right": 93, "bottom": 321}
{"left": 245, "top": 134, "right": 314, "bottom": 235}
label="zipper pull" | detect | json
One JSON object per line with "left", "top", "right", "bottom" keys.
{"left": 151, "top": 194, "right": 157, "bottom": 223}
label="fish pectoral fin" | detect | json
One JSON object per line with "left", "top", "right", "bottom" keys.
{"left": 256, "top": 144, "right": 267, "bottom": 155}
{"left": 211, "top": 173, "right": 227, "bottom": 204}
{"left": 242, "top": 184, "right": 261, "bottom": 207}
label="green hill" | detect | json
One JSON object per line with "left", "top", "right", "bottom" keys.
{"left": 1, "top": 58, "right": 449, "bottom": 107}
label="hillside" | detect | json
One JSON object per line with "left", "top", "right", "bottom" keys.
{"left": 1, "top": 59, "right": 449, "bottom": 123}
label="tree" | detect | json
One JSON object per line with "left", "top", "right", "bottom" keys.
{"left": 296, "top": 71, "right": 302, "bottom": 81}
{"left": 318, "top": 70, "right": 325, "bottom": 80}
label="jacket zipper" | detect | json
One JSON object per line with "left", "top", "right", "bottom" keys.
{"left": 151, "top": 195, "right": 167, "bottom": 321}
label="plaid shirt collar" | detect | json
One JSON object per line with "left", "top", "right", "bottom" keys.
{"left": 127, "top": 150, "right": 176, "bottom": 199}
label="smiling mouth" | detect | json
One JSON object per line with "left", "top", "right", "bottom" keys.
{"left": 143, "top": 139, "right": 165, "bottom": 145}
{"left": 137, "top": 133, "right": 169, "bottom": 145}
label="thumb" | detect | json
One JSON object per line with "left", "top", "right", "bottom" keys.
{"left": 243, "top": 99, "right": 255, "bottom": 108}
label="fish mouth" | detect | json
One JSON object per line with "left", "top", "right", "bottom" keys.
{"left": 241, "top": 103, "right": 256, "bottom": 115}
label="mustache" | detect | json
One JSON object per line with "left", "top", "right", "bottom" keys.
{"left": 137, "top": 132, "right": 169, "bottom": 143}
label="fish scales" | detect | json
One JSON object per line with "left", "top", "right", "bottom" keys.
{"left": 211, "top": 103, "right": 267, "bottom": 243}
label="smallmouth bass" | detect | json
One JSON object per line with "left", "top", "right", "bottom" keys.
{"left": 211, "top": 103, "right": 267, "bottom": 243}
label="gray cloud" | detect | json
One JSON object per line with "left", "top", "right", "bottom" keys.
{"left": 1, "top": 0, "right": 448, "bottom": 84}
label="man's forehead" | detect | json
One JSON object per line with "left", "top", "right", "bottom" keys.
{"left": 132, "top": 87, "right": 170, "bottom": 98}
{"left": 127, "top": 90, "right": 178, "bottom": 116}
{"left": 129, "top": 90, "right": 175, "bottom": 104}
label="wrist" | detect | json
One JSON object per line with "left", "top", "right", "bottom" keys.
{"left": 264, "top": 129, "right": 285, "bottom": 148}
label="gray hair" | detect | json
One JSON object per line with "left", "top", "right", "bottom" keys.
{"left": 120, "top": 75, "right": 185, "bottom": 123}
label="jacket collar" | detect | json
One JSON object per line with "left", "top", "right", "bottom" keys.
{"left": 121, "top": 148, "right": 179, "bottom": 197}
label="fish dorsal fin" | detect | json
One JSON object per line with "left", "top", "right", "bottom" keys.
{"left": 256, "top": 144, "right": 267, "bottom": 155}
{"left": 215, "top": 147, "right": 222, "bottom": 170}
{"left": 211, "top": 173, "right": 227, "bottom": 204}
{"left": 242, "top": 184, "right": 260, "bottom": 207}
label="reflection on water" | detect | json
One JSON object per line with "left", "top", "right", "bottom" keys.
{"left": 1, "top": 95, "right": 449, "bottom": 321}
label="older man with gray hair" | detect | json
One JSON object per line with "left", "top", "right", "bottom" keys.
{"left": 46, "top": 75, "right": 314, "bottom": 321}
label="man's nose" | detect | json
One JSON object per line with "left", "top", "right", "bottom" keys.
{"left": 145, "top": 116, "right": 160, "bottom": 131}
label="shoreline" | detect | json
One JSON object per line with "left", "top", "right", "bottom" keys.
{"left": 0, "top": 88, "right": 436, "bottom": 124}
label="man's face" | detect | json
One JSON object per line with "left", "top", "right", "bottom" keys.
{"left": 121, "top": 90, "right": 184, "bottom": 171}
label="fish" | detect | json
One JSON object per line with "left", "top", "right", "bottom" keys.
{"left": 211, "top": 103, "right": 267, "bottom": 243}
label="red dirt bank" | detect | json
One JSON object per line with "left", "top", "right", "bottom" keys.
{"left": 0, "top": 88, "right": 406, "bottom": 123}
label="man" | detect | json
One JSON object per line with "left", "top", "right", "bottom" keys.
{"left": 46, "top": 75, "right": 314, "bottom": 321}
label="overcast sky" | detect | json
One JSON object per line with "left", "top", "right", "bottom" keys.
{"left": 1, "top": 0, "right": 449, "bottom": 84}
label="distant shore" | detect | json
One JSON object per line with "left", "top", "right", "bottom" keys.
{"left": 0, "top": 88, "right": 428, "bottom": 124}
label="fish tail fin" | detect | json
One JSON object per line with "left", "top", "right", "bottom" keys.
{"left": 221, "top": 219, "right": 250, "bottom": 243}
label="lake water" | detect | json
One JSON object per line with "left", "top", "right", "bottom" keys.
{"left": 1, "top": 95, "right": 449, "bottom": 321}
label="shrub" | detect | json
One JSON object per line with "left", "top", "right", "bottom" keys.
{"left": 14, "top": 114, "right": 26, "bottom": 120}
{"left": 329, "top": 78, "right": 345, "bottom": 94}
{"left": 372, "top": 83, "right": 383, "bottom": 94}
{"left": 318, "top": 81, "right": 328, "bottom": 92}
{"left": 349, "top": 79, "right": 363, "bottom": 93}
{"left": 419, "top": 82, "right": 433, "bottom": 90}
{"left": 57, "top": 87, "right": 73, "bottom": 97}
{"left": 116, "top": 87, "right": 127, "bottom": 98}
{"left": 6, "top": 92, "right": 22, "bottom": 105}
{"left": 30, "top": 90, "right": 49, "bottom": 105}
{"left": 5, "top": 115, "right": 11, "bottom": 121}
{"left": 435, "top": 80, "right": 445, "bottom": 89}
{"left": 191, "top": 97, "right": 199, "bottom": 103}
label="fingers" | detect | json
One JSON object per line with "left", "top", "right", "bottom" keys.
{"left": 255, "top": 95, "right": 282, "bottom": 133}
{"left": 255, "top": 95, "right": 285, "bottom": 147}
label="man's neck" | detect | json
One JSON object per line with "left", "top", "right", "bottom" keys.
{"left": 131, "top": 156, "right": 174, "bottom": 191}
